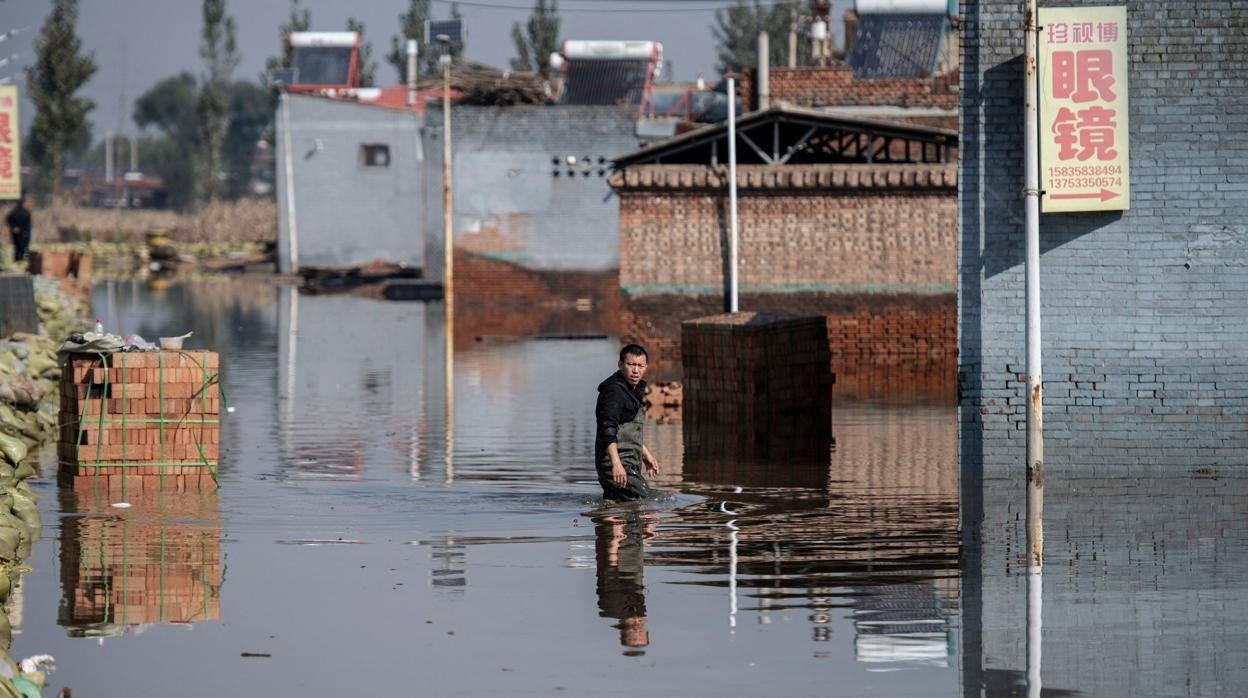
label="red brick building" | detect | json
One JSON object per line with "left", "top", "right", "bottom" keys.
{"left": 609, "top": 105, "right": 958, "bottom": 399}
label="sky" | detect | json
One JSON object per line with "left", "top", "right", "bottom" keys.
{"left": 2, "top": 0, "right": 851, "bottom": 143}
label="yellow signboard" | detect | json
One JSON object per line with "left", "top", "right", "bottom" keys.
{"left": 0, "top": 86, "right": 18, "bottom": 200}
{"left": 1038, "top": 5, "right": 1129, "bottom": 213}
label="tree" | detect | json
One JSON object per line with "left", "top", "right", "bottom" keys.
{"left": 134, "top": 73, "right": 200, "bottom": 210}
{"left": 222, "top": 81, "right": 271, "bottom": 198}
{"left": 24, "top": 0, "right": 97, "bottom": 201}
{"left": 347, "top": 17, "right": 377, "bottom": 88}
{"left": 712, "top": 0, "right": 806, "bottom": 75}
{"left": 510, "top": 0, "right": 560, "bottom": 76}
{"left": 263, "top": 0, "right": 311, "bottom": 78}
{"left": 198, "top": 0, "right": 240, "bottom": 203}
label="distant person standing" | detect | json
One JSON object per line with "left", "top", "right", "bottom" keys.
{"left": 5, "top": 196, "right": 31, "bottom": 264}
{"left": 595, "top": 344, "right": 660, "bottom": 501}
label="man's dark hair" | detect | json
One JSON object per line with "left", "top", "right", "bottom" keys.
{"left": 619, "top": 344, "right": 648, "bottom": 362}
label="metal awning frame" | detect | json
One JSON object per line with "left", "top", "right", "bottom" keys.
{"left": 614, "top": 104, "right": 956, "bottom": 168}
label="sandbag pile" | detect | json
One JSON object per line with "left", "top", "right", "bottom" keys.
{"left": 0, "top": 269, "right": 86, "bottom": 696}
{"left": 0, "top": 425, "right": 53, "bottom": 697}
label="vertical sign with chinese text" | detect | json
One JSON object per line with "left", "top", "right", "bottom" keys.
{"left": 1039, "top": 5, "right": 1129, "bottom": 213}
{"left": 0, "top": 86, "right": 19, "bottom": 200}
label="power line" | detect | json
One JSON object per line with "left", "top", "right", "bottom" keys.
{"left": 430, "top": 0, "right": 803, "bottom": 13}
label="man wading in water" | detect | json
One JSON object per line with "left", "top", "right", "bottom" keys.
{"left": 595, "top": 344, "right": 660, "bottom": 500}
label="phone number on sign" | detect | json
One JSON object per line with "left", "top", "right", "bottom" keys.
{"left": 1048, "top": 165, "right": 1123, "bottom": 178}
{"left": 1050, "top": 177, "right": 1122, "bottom": 190}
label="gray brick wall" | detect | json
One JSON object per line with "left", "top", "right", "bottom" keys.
{"left": 959, "top": 0, "right": 1248, "bottom": 472}
{"left": 424, "top": 105, "right": 640, "bottom": 276}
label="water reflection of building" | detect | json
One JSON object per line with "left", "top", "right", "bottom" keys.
{"left": 277, "top": 287, "right": 445, "bottom": 479}
{"left": 428, "top": 537, "right": 466, "bottom": 593}
{"left": 961, "top": 470, "right": 1248, "bottom": 697}
{"left": 58, "top": 490, "right": 221, "bottom": 636}
{"left": 669, "top": 404, "right": 958, "bottom": 666}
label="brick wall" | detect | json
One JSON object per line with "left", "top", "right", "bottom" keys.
{"left": 454, "top": 251, "right": 622, "bottom": 347}
{"left": 612, "top": 163, "right": 957, "bottom": 297}
{"left": 769, "top": 66, "right": 958, "bottom": 110}
{"left": 960, "top": 0, "right": 1248, "bottom": 470}
{"left": 681, "top": 313, "right": 833, "bottom": 469}
{"left": 622, "top": 292, "right": 956, "bottom": 402}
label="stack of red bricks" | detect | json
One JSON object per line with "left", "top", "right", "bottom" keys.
{"left": 58, "top": 350, "right": 221, "bottom": 493}
{"left": 680, "top": 313, "right": 833, "bottom": 467}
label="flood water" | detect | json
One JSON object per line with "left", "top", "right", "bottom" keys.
{"left": 14, "top": 277, "right": 1248, "bottom": 696}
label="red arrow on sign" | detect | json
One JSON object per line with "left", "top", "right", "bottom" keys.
{"left": 1049, "top": 188, "right": 1120, "bottom": 201}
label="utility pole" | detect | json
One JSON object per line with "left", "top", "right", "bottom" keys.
{"left": 1023, "top": 1, "right": 1044, "bottom": 696}
{"left": 726, "top": 75, "right": 739, "bottom": 313}
{"left": 438, "top": 34, "right": 455, "bottom": 484}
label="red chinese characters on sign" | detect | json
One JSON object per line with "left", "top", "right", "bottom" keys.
{"left": 1046, "top": 21, "right": 1120, "bottom": 45}
{"left": 1051, "top": 106, "right": 1118, "bottom": 161}
{"left": 0, "top": 113, "right": 11, "bottom": 180}
{"left": 1048, "top": 50, "right": 1118, "bottom": 162}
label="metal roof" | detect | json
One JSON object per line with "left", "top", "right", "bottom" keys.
{"left": 846, "top": 14, "right": 948, "bottom": 79}
{"left": 611, "top": 103, "right": 957, "bottom": 168}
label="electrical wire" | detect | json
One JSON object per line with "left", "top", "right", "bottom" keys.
{"left": 430, "top": 0, "right": 804, "bottom": 13}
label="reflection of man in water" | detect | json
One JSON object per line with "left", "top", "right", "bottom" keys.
{"left": 595, "top": 344, "right": 660, "bottom": 501}
{"left": 594, "top": 512, "right": 653, "bottom": 654}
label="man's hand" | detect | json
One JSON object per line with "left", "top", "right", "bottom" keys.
{"left": 643, "top": 450, "right": 660, "bottom": 477}
{"left": 612, "top": 462, "right": 628, "bottom": 487}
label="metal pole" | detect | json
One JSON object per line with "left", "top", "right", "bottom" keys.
{"left": 406, "top": 39, "right": 418, "bottom": 107}
{"left": 442, "top": 54, "right": 454, "bottom": 323}
{"left": 1024, "top": 1, "right": 1045, "bottom": 694}
{"left": 280, "top": 92, "right": 299, "bottom": 272}
{"left": 441, "top": 47, "right": 455, "bottom": 485}
{"left": 726, "top": 76, "right": 740, "bottom": 314}
{"left": 758, "top": 32, "right": 770, "bottom": 110}
{"left": 1027, "top": 567, "right": 1043, "bottom": 698}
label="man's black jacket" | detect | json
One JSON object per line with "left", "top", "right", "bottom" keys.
{"left": 5, "top": 205, "right": 30, "bottom": 235}
{"left": 594, "top": 371, "right": 646, "bottom": 460}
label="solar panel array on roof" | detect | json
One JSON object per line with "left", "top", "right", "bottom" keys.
{"left": 559, "top": 59, "right": 652, "bottom": 106}
{"left": 846, "top": 14, "right": 947, "bottom": 79}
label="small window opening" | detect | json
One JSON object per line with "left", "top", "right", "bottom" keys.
{"left": 361, "top": 143, "right": 391, "bottom": 167}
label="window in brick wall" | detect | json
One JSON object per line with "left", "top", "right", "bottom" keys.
{"left": 360, "top": 143, "right": 391, "bottom": 167}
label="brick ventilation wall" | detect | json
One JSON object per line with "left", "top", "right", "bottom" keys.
{"left": 613, "top": 164, "right": 957, "bottom": 296}
{"left": 681, "top": 313, "right": 834, "bottom": 471}
{"left": 960, "top": 1, "right": 1248, "bottom": 470}
{"left": 769, "top": 66, "right": 958, "bottom": 110}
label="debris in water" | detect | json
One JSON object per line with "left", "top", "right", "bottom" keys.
{"left": 241, "top": 653, "right": 272, "bottom": 658}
